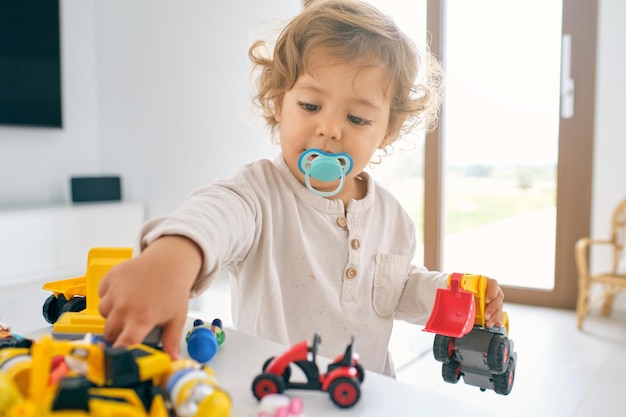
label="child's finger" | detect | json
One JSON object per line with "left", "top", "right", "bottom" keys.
{"left": 98, "top": 293, "right": 112, "bottom": 318}
{"left": 485, "top": 279, "right": 503, "bottom": 304}
{"left": 160, "top": 316, "right": 186, "bottom": 360}
{"left": 112, "top": 319, "right": 154, "bottom": 348}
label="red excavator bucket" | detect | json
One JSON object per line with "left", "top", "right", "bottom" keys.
{"left": 424, "top": 273, "right": 476, "bottom": 338}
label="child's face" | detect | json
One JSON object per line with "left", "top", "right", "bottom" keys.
{"left": 275, "top": 54, "right": 395, "bottom": 201}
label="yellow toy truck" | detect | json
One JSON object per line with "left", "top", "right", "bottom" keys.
{"left": 41, "top": 247, "right": 161, "bottom": 344}
{"left": 42, "top": 247, "right": 132, "bottom": 325}
{"left": 423, "top": 273, "right": 517, "bottom": 395}
{"left": 0, "top": 334, "right": 231, "bottom": 417}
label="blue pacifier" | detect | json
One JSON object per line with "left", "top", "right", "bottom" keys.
{"left": 297, "top": 148, "right": 353, "bottom": 197}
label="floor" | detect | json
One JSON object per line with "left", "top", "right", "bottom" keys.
{"left": 2, "top": 275, "right": 626, "bottom": 417}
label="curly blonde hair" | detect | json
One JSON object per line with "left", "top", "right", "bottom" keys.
{"left": 249, "top": 0, "right": 442, "bottom": 146}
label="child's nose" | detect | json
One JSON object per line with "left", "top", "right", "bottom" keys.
{"left": 315, "top": 113, "right": 342, "bottom": 141}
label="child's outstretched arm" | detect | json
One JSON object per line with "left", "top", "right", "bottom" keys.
{"left": 98, "top": 235, "right": 202, "bottom": 358}
{"left": 484, "top": 277, "right": 505, "bottom": 328}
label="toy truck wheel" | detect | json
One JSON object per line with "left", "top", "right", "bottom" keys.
{"left": 252, "top": 373, "right": 285, "bottom": 400}
{"left": 487, "top": 335, "right": 510, "bottom": 374}
{"left": 493, "top": 357, "right": 515, "bottom": 395}
{"left": 42, "top": 294, "right": 68, "bottom": 324}
{"left": 61, "top": 296, "right": 87, "bottom": 315}
{"left": 262, "top": 357, "right": 275, "bottom": 371}
{"left": 441, "top": 359, "right": 461, "bottom": 384}
{"left": 433, "top": 334, "right": 454, "bottom": 363}
{"left": 355, "top": 363, "right": 365, "bottom": 383}
{"left": 329, "top": 377, "right": 360, "bottom": 408}
{"left": 262, "top": 357, "right": 292, "bottom": 382}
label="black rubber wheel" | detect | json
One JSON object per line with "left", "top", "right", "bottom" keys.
{"left": 262, "top": 356, "right": 292, "bottom": 383}
{"left": 251, "top": 373, "right": 285, "bottom": 401}
{"left": 329, "top": 377, "right": 360, "bottom": 408}
{"left": 487, "top": 335, "right": 510, "bottom": 374}
{"left": 441, "top": 359, "right": 461, "bottom": 384}
{"left": 61, "top": 296, "right": 87, "bottom": 314}
{"left": 355, "top": 363, "right": 365, "bottom": 383}
{"left": 262, "top": 357, "right": 275, "bottom": 371}
{"left": 42, "top": 294, "right": 67, "bottom": 324}
{"left": 493, "top": 358, "right": 515, "bottom": 395}
{"left": 433, "top": 334, "right": 453, "bottom": 363}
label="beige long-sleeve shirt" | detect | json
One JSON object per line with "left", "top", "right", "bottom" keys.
{"left": 142, "top": 155, "right": 447, "bottom": 375}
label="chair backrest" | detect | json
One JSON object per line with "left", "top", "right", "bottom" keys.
{"left": 611, "top": 198, "right": 626, "bottom": 273}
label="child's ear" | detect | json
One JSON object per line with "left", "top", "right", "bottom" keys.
{"left": 273, "top": 97, "right": 282, "bottom": 123}
{"left": 379, "top": 133, "right": 396, "bottom": 149}
{"left": 379, "top": 114, "right": 405, "bottom": 149}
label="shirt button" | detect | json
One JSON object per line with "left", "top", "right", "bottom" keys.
{"left": 345, "top": 267, "right": 357, "bottom": 279}
{"left": 351, "top": 239, "right": 360, "bottom": 250}
{"left": 336, "top": 216, "right": 348, "bottom": 227}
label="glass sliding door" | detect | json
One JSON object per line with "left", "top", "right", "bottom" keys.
{"left": 362, "top": 0, "right": 597, "bottom": 308}
{"left": 426, "top": 0, "right": 597, "bottom": 308}
{"left": 440, "top": 1, "right": 562, "bottom": 290}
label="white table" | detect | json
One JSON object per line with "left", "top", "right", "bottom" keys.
{"left": 27, "top": 319, "right": 496, "bottom": 417}
{"left": 181, "top": 320, "right": 496, "bottom": 417}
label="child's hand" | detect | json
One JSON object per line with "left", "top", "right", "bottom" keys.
{"left": 484, "top": 277, "right": 505, "bottom": 328}
{"left": 98, "top": 236, "right": 202, "bottom": 359}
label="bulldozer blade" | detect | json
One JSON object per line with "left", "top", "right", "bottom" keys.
{"left": 423, "top": 275, "right": 476, "bottom": 338}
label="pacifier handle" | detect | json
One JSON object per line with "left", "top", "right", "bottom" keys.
{"left": 297, "top": 149, "right": 353, "bottom": 198}
{"left": 304, "top": 170, "right": 346, "bottom": 198}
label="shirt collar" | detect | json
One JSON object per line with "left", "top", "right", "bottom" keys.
{"left": 273, "top": 153, "right": 375, "bottom": 213}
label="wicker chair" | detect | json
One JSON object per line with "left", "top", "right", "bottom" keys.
{"left": 575, "top": 198, "right": 626, "bottom": 329}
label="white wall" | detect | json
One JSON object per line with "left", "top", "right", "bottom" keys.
{"left": 94, "top": 0, "right": 300, "bottom": 217}
{"left": 0, "top": 0, "right": 299, "bottom": 217}
{"left": 591, "top": 0, "right": 626, "bottom": 246}
{"left": 0, "top": 0, "right": 623, "bottom": 242}
{"left": 0, "top": 0, "right": 100, "bottom": 205}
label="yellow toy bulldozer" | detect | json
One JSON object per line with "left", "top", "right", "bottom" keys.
{"left": 39, "top": 247, "right": 162, "bottom": 342}
{"left": 423, "top": 273, "right": 517, "bottom": 395}
{"left": 42, "top": 247, "right": 132, "bottom": 325}
{"left": 0, "top": 334, "right": 231, "bottom": 416}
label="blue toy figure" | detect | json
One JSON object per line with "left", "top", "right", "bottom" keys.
{"left": 186, "top": 318, "right": 225, "bottom": 363}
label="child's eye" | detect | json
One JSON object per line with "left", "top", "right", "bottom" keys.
{"left": 348, "top": 114, "right": 371, "bottom": 125}
{"left": 298, "top": 101, "right": 320, "bottom": 112}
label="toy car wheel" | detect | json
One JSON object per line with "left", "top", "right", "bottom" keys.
{"left": 493, "top": 357, "right": 515, "bottom": 395}
{"left": 262, "top": 357, "right": 275, "bottom": 371}
{"left": 433, "top": 334, "right": 454, "bottom": 363}
{"left": 42, "top": 294, "right": 67, "bottom": 324}
{"left": 329, "top": 377, "right": 360, "bottom": 408}
{"left": 61, "top": 296, "right": 87, "bottom": 315}
{"left": 252, "top": 373, "right": 285, "bottom": 401}
{"left": 487, "top": 335, "right": 510, "bottom": 374}
{"left": 262, "top": 357, "right": 292, "bottom": 383}
{"left": 441, "top": 359, "right": 461, "bottom": 384}
{"left": 355, "top": 363, "right": 365, "bottom": 383}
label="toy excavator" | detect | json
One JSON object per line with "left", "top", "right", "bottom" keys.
{"left": 0, "top": 334, "right": 231, "bottom": 416}
{"left": 423, "top": 273, "right": 517, "bottom": 395}
{"left": 41, "top": 247, "right": 160, "bottom": 345}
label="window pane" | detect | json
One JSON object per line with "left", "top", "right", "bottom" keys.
{"left": 441, "top": 0, "right": 562, "bottom": 290}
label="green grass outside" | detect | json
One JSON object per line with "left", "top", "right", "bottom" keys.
{"left": 444, "top": 192, "right": 556, "bottom": 235}
{"left": 396, "top": 182, "right": 556, "bottom": 241}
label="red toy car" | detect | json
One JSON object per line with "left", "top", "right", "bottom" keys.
{"left": 251, "top": 333, "right": 365, "bottom": 408}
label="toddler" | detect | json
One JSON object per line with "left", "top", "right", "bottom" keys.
{"left": 99, "top": 0, "right": 504, "bottom": 376}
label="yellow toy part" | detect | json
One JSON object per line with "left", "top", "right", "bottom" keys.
{"left": 48, "top": 248, "right": 132, "bottom": 338}
{"left": 0, "top": 347, "right": 31, "bottom": 397}
{"left": 165, "top": 365, "right": 231, "bottom": 417}
{"left": 448, "top": 273, "right": 488, "bottom": 327}
{"left": 0, "top": 371, "right": 23, "bottom": 417}
{"left": 1, "top": 333, "right": 231, "bottom": 417}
